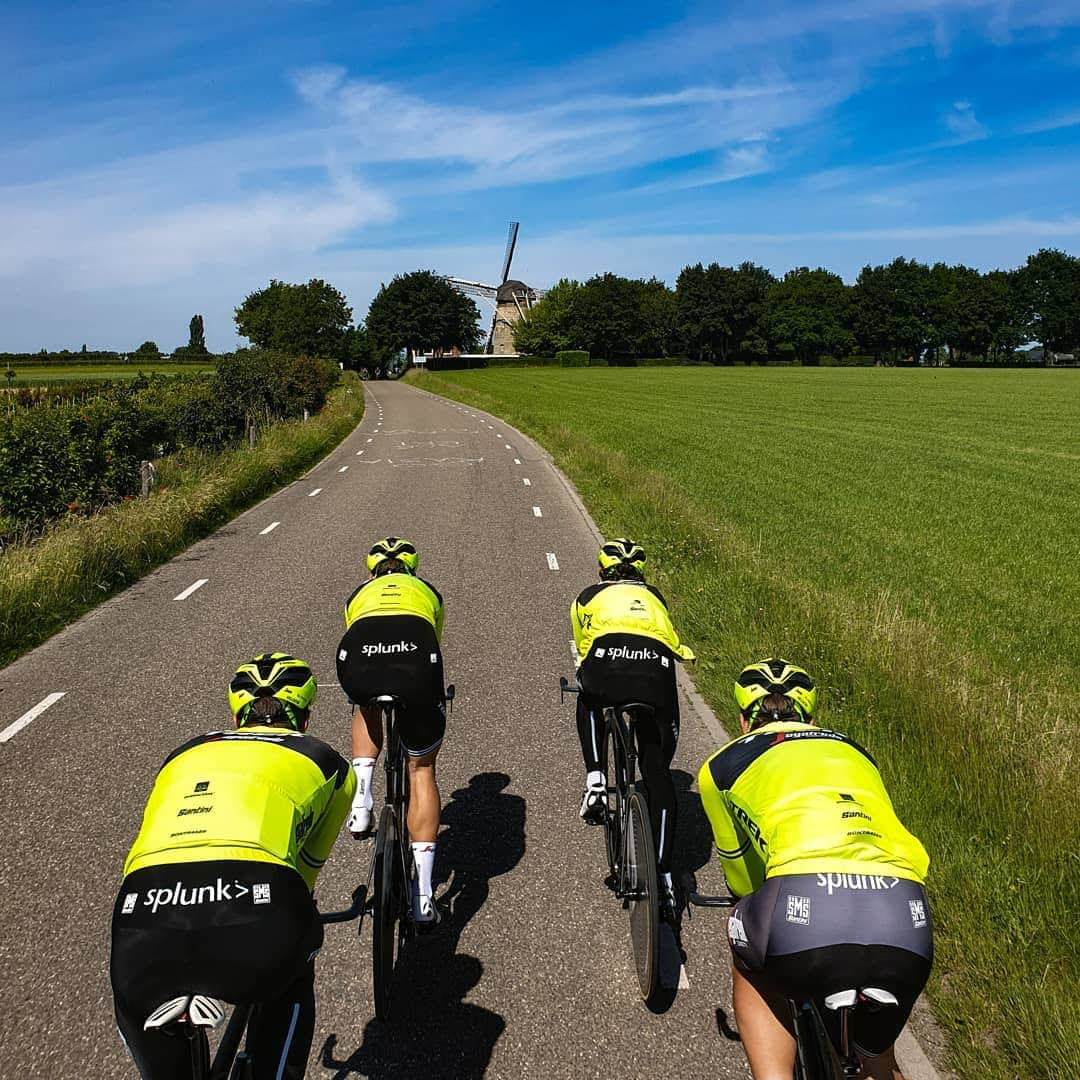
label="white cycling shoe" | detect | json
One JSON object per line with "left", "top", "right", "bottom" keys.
{"left": 411, "top": 884, "right": 441, "bottom": 927}
{"left": 348, "top": 805, "right": 373, "bottom": 838}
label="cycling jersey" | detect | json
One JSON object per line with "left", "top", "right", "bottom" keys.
{"left": 344, "top": 572, "right": 444, "bottom": 639}
{"left": 123, "top": 726, "right": 355, "bottom": 891}
{"left": 570, "top": 580, "right": 695, "bottom": 663}
{"left": 698, "top": 722, "right": 929, "bottom": 897}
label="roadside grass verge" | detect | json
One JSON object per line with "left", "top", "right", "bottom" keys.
{"left": 0, "top": 374, "right": 363, "bottom": 667}
{"left": 409, "top": 367, "right": 1078, "bottom": 1080}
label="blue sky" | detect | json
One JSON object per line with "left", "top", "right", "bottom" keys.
{"left": 3, "top": 0, "right": 1080, "bottom": 352}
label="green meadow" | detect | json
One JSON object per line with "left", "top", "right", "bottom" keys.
{"left": 412, "top": 365, "right": 1079, "bottom": 1080}
{"left": 2, "top": 363, "right": 215, "bottom": 386}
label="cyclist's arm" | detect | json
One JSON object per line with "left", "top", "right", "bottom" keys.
{"left": 569, "top": 598, "right": 586, "bottom": 658}
{"left": 434, "top": 598, "right": 445, "bottom": 642}
{"left": 298, "top": 768, "right": 356, "bottom": 891}
{"left": 697, "top": 759, "right": 758, "bottom": 897}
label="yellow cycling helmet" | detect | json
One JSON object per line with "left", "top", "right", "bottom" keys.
{"left": 229, "top": 652, "right": 317, "bottom": 730}
{"left": 598, "top": 538, "right": 646, "bottom": 578}
{"left": 366, "top": 536, "right": 419, "bottom": 575}
{"left": 734, "top": 658, "right": 817, "bottom": 722}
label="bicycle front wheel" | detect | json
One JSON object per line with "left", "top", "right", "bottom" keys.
{"left": 625, "top": 790, "right": 660, "bottom": 1001}
{"left": 372, "top": 805, "right": 402, "bottom": 1021}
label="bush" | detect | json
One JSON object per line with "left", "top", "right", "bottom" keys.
{"left": 557, "top": 350, "right": 590, "bottom": 367}
{"left": 486, "top": 355, "right": 558, "bottom": 367}
{"left": 0, "top": 351, "right": 341, "bottom": 538}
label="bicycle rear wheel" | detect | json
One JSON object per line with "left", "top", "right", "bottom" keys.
{"left": 601, "top": 724, "right": 626, "bottom": 881}
{"left": 625, "top": 790, "right": 660, "bottom": 1001}
{"left": 372, "top": 805, "right": 402, "bottom": 1021}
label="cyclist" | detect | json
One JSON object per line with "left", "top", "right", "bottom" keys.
{"left": 570, "top": 537, "right": 695, "bottom": 919}
{"left": 336, "top": 536, "right": 446, "bottom": 924}
{"left": 110, "top": 653, "right": 355, "bottom": 1080}
{"left": 698, "top": 659, "right": 932, "bottom": 1080}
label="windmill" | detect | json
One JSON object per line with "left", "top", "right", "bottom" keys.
{"left": 444, "top": 223, "right": 546, "bottom": 354}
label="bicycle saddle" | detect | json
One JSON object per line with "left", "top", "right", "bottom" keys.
{"left": 144, "top": 994, "right": 227, "bottom": 1032}
{"left": 823, "top": 988, "right": 899, "bottom": 1011}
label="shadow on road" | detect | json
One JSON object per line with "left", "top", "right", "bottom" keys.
{"left": 319, "top": 772, "right": 525, "bottom": 1078}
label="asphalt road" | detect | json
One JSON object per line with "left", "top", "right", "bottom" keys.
{"left": 0, "top": 380, "right": 752, "bottom": 1079}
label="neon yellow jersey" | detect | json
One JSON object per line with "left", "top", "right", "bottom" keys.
{"left": 343, "top": 573, "right": 444, "bottom": 640}
{"left": 570, "top": 580, "right": 694, "bottom": 662}
{"left": 698, "top": 722, "right": 929, "bottom": 897}
{"left": 123, "top": 725, "right": 356, "bottom": 892}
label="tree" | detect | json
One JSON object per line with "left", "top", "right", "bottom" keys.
{"left": 767, "top": 268, "right": 854, "bottom": 365}
{"left": 188, "top": 315, "right": 207, "bottom": 353}
{"left": 234, "top": 279, "right": 353, "bottom": 359}
{"left": 1015, "top": 248, "right": 1080, "bottom": 361}
{"left": 132, "top": 341, "right": 162, "bottom": 363}
{"left": 570, "top": 273, "right": 651, "bottom": 361}
{"left": 853, "top": 258, "right": 933, "bottom": 363}
{"left": 513, "top": 279, "right": 581, "bottom": 355}
{"left": 342, "top": 324, "right": 375, "bottom": 372}
{"left": 365, "top": 270, "right": 482, "bottom": 359}
{"left": 676, "top": 261, "right": 774, "bottom": 362}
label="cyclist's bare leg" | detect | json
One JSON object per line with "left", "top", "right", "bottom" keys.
{"left": 731, "top": 965, "right": 796, "bottom": 1080}
{"left": 858, "top": 1047, "right": 905, "bottom": 1080}
{"left": 351, "top": 705, "right": 384, "bottom": 759}
{"left": 406, "top": 748, "right": 440, "bottom": 842}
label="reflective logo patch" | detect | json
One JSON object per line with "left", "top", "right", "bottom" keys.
{"left": 786, "top": 895, "right": 811, "bottom": 925}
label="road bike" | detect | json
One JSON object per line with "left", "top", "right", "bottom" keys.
{"left": 143, "top": 887, "right": 367, "bottom": 1079}
{"left": 688, "top": 890, "right": 902, "bottom": 1079}
{"left": 560, "top": 676, "right": 660, "bottom": 1001}
{"left": 366, "top": 686, "right": 455, "bottom": 1021}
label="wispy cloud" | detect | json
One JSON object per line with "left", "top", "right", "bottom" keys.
{"left": 944, "top": 100, "right": 990, "bottom": 143}
{"left": 1019, "top": 107, "right": 1080, "bottom": 133}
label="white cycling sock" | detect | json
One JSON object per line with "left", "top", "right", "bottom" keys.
{"left": 352, "top": 757, "right": 376, "bottom": 809}
{"left": 586, "top": 770, "right": 605, "bottom": 791}
{"left": 412, "top": 842, "right": 436, "bottom": 898}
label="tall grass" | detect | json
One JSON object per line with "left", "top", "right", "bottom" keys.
{"left": 410, "top": 366, "right": 1079, "bottom": 1080}
{"left": 0, "top": 374, "right": 363, "bottom": 666}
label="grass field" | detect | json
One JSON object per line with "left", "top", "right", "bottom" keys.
{"left": 2, "top": 363, "right": 215, "bottom": 386}
{"left": 411, "top": 365, "right": 1079, "bottom": 1080}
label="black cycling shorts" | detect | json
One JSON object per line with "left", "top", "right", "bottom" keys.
{"left": 727, "top": 873, "right": 933, "bottom": 1057}
{"left": 111, "top": 860, "right": 321, "bottom": 1009}
{"left": 578, "top": 634, "right": 680, "bottom": 743}
{"left": 337, "top": 614, "right": 446, "bottom": 755}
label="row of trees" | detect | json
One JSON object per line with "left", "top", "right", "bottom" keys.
{"left": 514, "top": 249, "right": 1080, "bottom": 364}
{"left": 234, "top": 273, "right": 481, "bottom": 376}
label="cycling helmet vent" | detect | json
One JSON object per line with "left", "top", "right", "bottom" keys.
{"left": 598, "top": 538, "right": 646, "bottom": 576}
{"left": 366, "top": 536, "right": 419, "bottom": 575}
{"left": 228, "top": 652, "right": 317, "bottom": 731}
{"left": 734, "top": 658, "right": 817, "bottom": 722}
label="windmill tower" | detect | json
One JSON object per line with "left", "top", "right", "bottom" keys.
{"left": 444, "top": 223, "right": 545, "bottom": 354}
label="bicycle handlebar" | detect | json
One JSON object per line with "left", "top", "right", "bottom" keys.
{"left": 687, "top": 891, "right": 738, "bottom": 908}
{"left": 319, "top": 884, "right": 366, "bottom": 924}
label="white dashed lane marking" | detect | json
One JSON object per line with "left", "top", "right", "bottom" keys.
{"left": 532, "top": 506, "right": 543, "bottom": 517}
{"left": 259, "top": 522, "right": 281, "bottom": 535}
{"left": 514, "top": 458, "right": 522, "bottom": 465}
{"left": 308, "top": 488, "right": 323, "bottom": 497}
{"left": 523, "top": 478, "right": 531, "bottom": 486}
{"left": 173, "top": 578, "right": 209, "bottom": 601}
{"left": 339, "top": 466, "right": 349, "bottom": 473}
{"left": 547, "top": 552, "right": 560, "bottom": 570}
{"left": 367, "top": 438, "right": 373, "bottom": 443}
{"left": 0, "top": 692, "right": 66, "bottom": 744}
{"left": 504, "top": 444, "right": 512, "bottom": 449}
{"left": 356, "top": 450, "right": 364, "bottom": 455}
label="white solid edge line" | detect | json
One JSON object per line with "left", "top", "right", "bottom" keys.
{"left": 308, "top": 488, "right": 323, "bottom": 497}
{"left": 173, "top": 578, "right": 209, "bottom": 601}
{"left": 0, "top": 692, "right": 67, "bottom": 744}
{"left": 523, "top": 478, "right": 531, "bottom": 485}
{"left": 532, "top": 506, "right": 543, "bottom": 517}
{"left": 338, "top": 466, "right": 349, "bottom": 472}
{"left": 546, "top": 552, "right": 560, "bottom": 570}
{"left": 259, "top": 522, "right": 281, "bottom": 535}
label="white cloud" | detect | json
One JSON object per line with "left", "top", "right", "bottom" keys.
{"left": 944, "top": 100, "right": 990, "bottom": 142}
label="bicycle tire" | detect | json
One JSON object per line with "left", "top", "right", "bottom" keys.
{"left": 625, "top": 790, "right": 660, "bottom": 1001}
{"left": 372, "top": 805, "right": 401, "bottom": 1021}
{"left": 601, "top": 723, "right": 625, "bottom": 880}
{"left": 791, "top": 999, "right": 835, "bottom": 1080}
